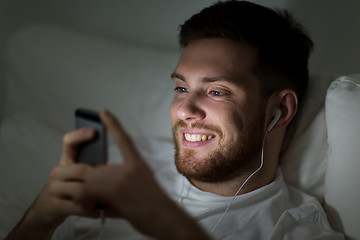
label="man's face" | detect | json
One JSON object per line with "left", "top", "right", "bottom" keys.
{"left": 170, "top": 38, "right": 267, "bottom": 183}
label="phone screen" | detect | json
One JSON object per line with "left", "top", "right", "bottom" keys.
{"left": 75, "top": 108, "right": 107, "bottom": 166}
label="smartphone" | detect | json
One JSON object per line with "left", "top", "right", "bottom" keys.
{"left": 75, "top": 108, "right": 107, "bottom": 166}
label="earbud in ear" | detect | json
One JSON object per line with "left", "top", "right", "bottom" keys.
{"left": 266, "top": 108, "right": 282, "bottom": 131}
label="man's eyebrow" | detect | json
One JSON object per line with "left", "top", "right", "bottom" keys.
{"left": 171, "top": 72, "right": 231, "bottom": 83}
{"left": 171, "top": 72, "right": 185, "bottom": 81}
{"left": 201, "top": 76, "right": 229, "bottom": 83}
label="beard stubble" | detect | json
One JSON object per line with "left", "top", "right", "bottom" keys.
{"left": 173, "top": 112, "right": 266, "bottom": 183}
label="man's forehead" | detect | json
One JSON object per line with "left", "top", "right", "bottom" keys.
{"left": 179, "top": 38, "right": 258, "bottom": 63}
{"left": 173, "top": 39, "right": 258, "bottom": 82}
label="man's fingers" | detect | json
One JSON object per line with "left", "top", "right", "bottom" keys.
{"left": 100, "top": 109, "right": 142, "bottom": 163}
{"left": 49, "top": 179, "right": 84, "bottom": 200}
{"left": 60, "top": 128, "right": 96, "bottom": 166}
{"left": 49, "top": 196, "right": 100, "bottom": 219}
{"left": 50, "top": 164, "right": 89, "bottom": 182}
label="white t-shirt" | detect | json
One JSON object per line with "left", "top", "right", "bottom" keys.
{"left": 174, "top": 171, "right": 343, "bottom": 240}
{"left": 52, "top": 143, "right": 344, "bottom": 239}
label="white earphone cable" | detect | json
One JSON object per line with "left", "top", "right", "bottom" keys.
{"left": 211, "top": 129, "right": 268, "bottom": 232}
{"left": 97, "top": 209, "right": 106, "bottom": 240}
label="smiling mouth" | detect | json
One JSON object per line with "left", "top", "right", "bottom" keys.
{"left": 184, "top": 133, "right": 215, "bottom": 142}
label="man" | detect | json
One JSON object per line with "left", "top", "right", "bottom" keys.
{"left": 5, "top": 1, "right": 344, "bottom": 239}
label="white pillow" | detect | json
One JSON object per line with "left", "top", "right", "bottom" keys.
{"left": 324, "top": 74, "right": 360, "bottom": 240}
{"left": 4, "top": 24, "right": 178, "bottom": 140}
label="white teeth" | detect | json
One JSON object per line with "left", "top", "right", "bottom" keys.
{"left": 184, "top": 133, "right": 214, "bottom": 142}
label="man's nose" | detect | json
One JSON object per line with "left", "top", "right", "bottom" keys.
{"left": 176, "top": 94, "right": 206, "bottom": 122}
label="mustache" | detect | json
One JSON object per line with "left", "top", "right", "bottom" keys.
{"left": 173, "top": 120, "right": 223, "bottom": 138}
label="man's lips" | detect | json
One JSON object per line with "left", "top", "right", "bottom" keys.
{"left": 180, "top": 128, "right": 216, "bottom": 147}
{"left": 184, "top": 133, "right": 214, "bottom": 142}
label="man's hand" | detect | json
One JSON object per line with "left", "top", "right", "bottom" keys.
{"left": 74, "top": 109, "right": 211, "bottom": 239}
{"left": 6, "top": 109, "right": 211, "bottom": 240}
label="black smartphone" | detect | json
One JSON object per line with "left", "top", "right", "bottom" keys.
{"left": 75, "top": 108, "right": 107, "bottom": 166}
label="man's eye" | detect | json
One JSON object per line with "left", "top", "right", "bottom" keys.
{"left": 209, "top": 90, "right": 224, "bottom": 96}
{"left": 174, "top": 87, "right": 188, "bottom": 93}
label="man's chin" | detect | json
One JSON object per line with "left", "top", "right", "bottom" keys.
{"left": 175, "top": 149, "right": 205, "bottom": 169}
{"left": 176, "top": 147, "right": 211, "bottom": 160}
{"left": 174, "top": 150, "right": 229, "bottom": 183}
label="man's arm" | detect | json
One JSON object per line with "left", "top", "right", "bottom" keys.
{"left": 5, "top": 205, "right": 58, "bottom": 240}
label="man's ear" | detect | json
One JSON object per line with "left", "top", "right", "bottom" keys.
{"left": 270, "top": 89, "right": 298, "bottom": 129}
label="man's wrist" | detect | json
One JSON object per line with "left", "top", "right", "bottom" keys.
{"left": 5, "top": 205, "right": 61, "bottom": 240}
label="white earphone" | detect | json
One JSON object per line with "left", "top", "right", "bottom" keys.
{"left": 266, "top": 108, "right": 282, "bottom": 131}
